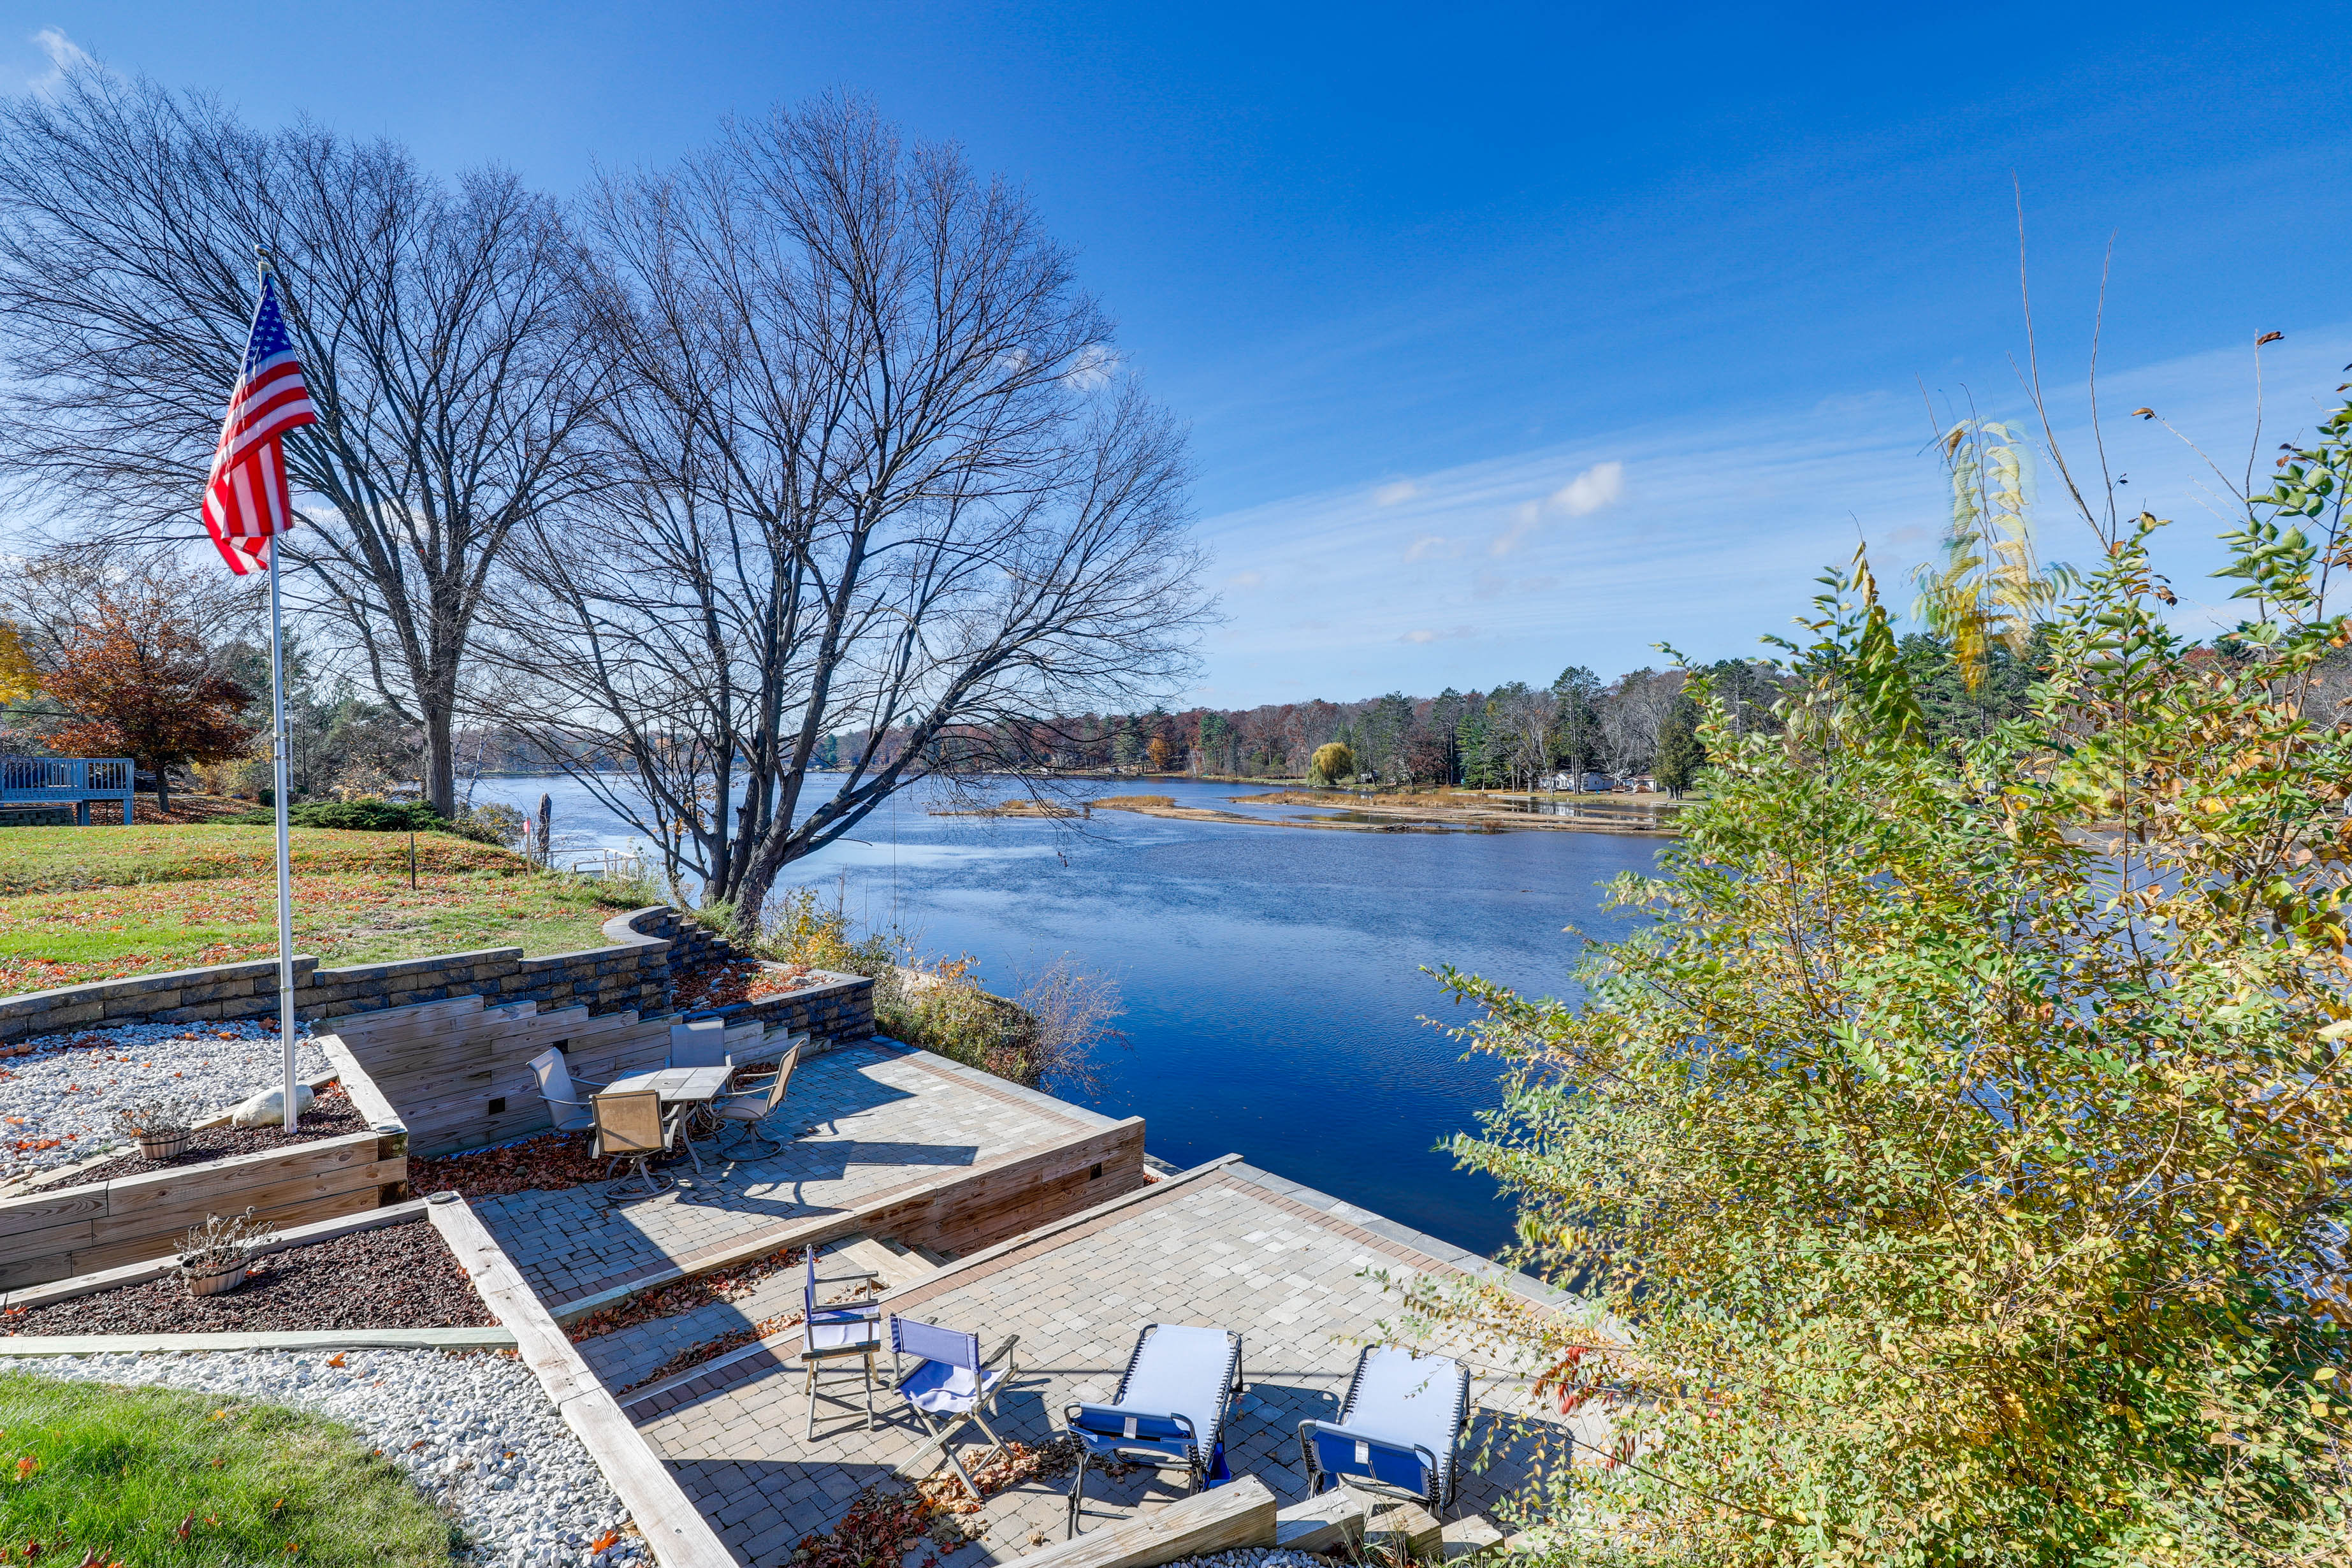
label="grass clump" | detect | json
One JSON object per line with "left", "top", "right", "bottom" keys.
{"left": 0, "top": 1371, "right": 455, "bottom": 1566}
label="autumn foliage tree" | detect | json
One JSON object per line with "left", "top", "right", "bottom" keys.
{"left": 43, "top": 586, "right": 256, "bottom": 813}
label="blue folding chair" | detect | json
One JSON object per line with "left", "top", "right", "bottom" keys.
{"left": 889, "top": 1315, "right": 1020, "bottom": 1499}
{"left": 800, "top": 1248, "right": 883, "bottom": 1439}
{"left": 1297, "top": 1346, "right": 1472, "bottom": 1513}
{"left": 1063, "top": 1323, "right": 1243, "bottom": 1537}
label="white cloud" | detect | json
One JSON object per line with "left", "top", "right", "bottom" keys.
{"left": 1226, "top": 569, "right": 1265, "bottom": 590}
{"left": 1372, "top": 479, "right": 1423, "bottom": 506}
{"left": 27, "top": 28, "right": 92, "bottom": 96}
{"left": 1404, "top": 534, "right": 1459, "bottom": 562}
{"left": 1548, "top": 460, "right": 1625, "bottom": 516}
{"left": 1062, "top": 343, "right": 1116, "bottom": 391}
{"left": 1399, "top": 625, "right": 1476, "bottom": 644}
{"left": 1489, "top": 499, "right": 1543, "bottom": 556}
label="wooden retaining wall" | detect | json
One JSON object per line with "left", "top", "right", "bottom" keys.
{"left": 0, "top": 1125, "right": 407, "bottom": 1289}
{"left": 860, "top": 1115, "right": 1149, "bottom": 1258}
{"left": 321, "top": 992, "right": 806, "bottom": 1158}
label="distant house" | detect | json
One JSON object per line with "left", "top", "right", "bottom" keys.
{"left": 1539, "top": 770, "right": 1614, "bottom": 793}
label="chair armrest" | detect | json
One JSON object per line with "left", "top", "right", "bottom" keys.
{"left": 983, "top": 1333, "right": 1020, "bottom": 1370}
{"left": 815, "top": 1268, "right": 880, "bottom": 1286}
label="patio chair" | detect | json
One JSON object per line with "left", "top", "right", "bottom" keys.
{"left": 888, "top": 1315, "right": 1020, "bottom": 1500}
{"left": 711, "top": 1040, "right": 800, "bottom": 1154}
{"left": 530, "top": 1046, "right": 609, "bottom": 1134}
{"left": 1296, "top": 1346, "right": 1473, "bottom": 1514}
{"left": 801, "top": 1247, "right": 883, "bottom": 1439}
{"left": 590, "top": 1088, "right": 693, "bottom": 1196}
{"left": 667, "top": 1017, "right": 732, "bottom": 1070}
{"left": 1063, "top": 1323, "right": 1244, "bottom": 1537}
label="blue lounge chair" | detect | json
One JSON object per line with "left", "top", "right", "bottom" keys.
{"left": 889, "top": 1315, "right": 1020, "bottom": 1499}
{"left": 1296, "top": 1346, "right": 1472, "bottom": 1513}
{"left": 801, "top": 1248, "right": 883, "bottom": 1439}
{"left": 1063, "top": 1323, "right": 1243, "bottom": 1537}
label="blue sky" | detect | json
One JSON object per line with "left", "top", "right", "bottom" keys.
{"left": 10, "top": 3, "right": 2350, "bottom": 704}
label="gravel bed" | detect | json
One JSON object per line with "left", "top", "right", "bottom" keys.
{"left": 17, "top": 1346, "right": 649, "bottom": 1567}
{"left": 55, "top": 1083, "right": 368, "bottom": 1187}
{"left": 1168, "top": 1553, "right": 1329, "bottom": 1568}
{"left": 0, "top": 1018, "right": 331, "bottom": 1182}
{"left": 3, "top": 1217, "right": 495, "bottom": 1335}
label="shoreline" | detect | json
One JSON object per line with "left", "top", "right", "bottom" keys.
{"left": 1087, "top": 792, "right": 1680, "bottom": 837}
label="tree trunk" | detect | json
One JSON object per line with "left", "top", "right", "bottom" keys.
{"left": 151, "top": 761, "right": 169, "bottom": 816}
{"left": 420, "top": 699, "right": 457, "bottom": 819}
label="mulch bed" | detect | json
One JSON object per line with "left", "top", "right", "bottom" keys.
{"left": 0, "top": 1217, "right": 495, "bottom": 1335}
{"left": 55, "top": 1084, "right": 368, "bottom": 1188}
{"left": 408, "top": 1129, "right": 619, "bottom": 1198}
{"left": 671, "top": 957, "right": 824, "bottom": 1012}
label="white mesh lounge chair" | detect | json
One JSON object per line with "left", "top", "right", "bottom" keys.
{"left": 712, "top": 1040, "right": 799, "bottom": 1154}
{"left": 1296, "top": 1346, "right": 1472, "bottom": 1513}
{"left": 1063, "top": 1323, "right": 1243, "bottom": 1537}
{"left": 530, "top": 1047, "right": 607, "bottom": 1134}
{"left": 801, "top": 1247, "right": 883, "bottom": 1439}
{"left": 889, "top": 1315, "right": 1020, "bottom": 1500}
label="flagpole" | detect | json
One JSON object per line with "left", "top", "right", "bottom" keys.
{"left": 259, "top": 246, "right": 298, "bottom": 1134}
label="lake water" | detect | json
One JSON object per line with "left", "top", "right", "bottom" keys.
{"left": 470, "top": 773, "right": 1660, "bottom": 1258}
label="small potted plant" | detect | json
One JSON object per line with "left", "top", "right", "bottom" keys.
{"left": 111, "top": 1096, "right": 198, "bottom": 1162}
{"left": 178, "top": 1207, "right": 276, "bottom": 1298}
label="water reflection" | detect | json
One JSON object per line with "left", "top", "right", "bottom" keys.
{"left": 469, "top": 773, "right": 1659, "bottom": 1256}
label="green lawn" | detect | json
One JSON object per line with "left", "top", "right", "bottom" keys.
{"left": 0, "top": 824, "right": 646, "bottom": 996}
{"left": 0, "top": 1372, "right": 455, "bottom": 1566}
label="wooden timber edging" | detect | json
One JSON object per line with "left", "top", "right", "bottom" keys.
{"left": 423, "top": 1192, "right": 741, "bottom": 1568}
{"left": 0, "top": 1122, "right": 407, "bottom": 1290}
{"left": 1004, "top": 1476, "right": 1276, "bottom": 1568}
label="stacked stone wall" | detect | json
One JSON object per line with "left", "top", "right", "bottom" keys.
{"left": 0, "top": 905, "right": 880, "bottom": 1046}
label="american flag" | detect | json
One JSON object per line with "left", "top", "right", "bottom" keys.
{"left": 201, "top": 272, "right": 317, "bottom": 575}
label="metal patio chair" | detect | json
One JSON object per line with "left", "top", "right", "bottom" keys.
{"left": 1063, "top": 1323, "right": 1243, "bottom": 1537}
{"left": 711, "top": 1040, "right": 800, "bottom": 1154}
{"left": 530, "top": 1046, "right": 608, "bottom": 1134}
{"left": 1297, "top": 1345, "right": 1473, "bottom": 1514}
{"left": 667, "top": 1017, "right": 732, "bottom": 1070}
{"left": 590, "top": 1088, "right": 691, "bottom": 1197}
{"left": 801, "top": 1247, "right": 884, "bottom": 1439}
{"left": 888, "top": 1314, "right": 1020, "bottom": 1500}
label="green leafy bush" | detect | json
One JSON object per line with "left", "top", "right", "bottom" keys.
{"left": 1427, "top": 449, "right": 2352, "bottom": 1561}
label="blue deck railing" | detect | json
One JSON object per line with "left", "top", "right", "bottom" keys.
{"left": 0, "top": 755, "right": 136, "bottom": 824}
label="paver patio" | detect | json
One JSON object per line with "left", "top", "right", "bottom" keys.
{"left": 625, "top": 1159, "right": 1596, "bottom": 1565}
{"left": 475, "top": 1042, "right": 1110, "bottom": 1310}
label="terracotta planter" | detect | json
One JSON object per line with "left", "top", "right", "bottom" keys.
{"left": 138, "top": 1131, "right": 192, "bottom": 1161}
{"left": 180, "top": 1257, "right": 247, "bottom": 1297}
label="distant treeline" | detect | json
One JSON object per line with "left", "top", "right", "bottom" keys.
{"left": 882, "top": 632, "right": 2051, "bottom": 788}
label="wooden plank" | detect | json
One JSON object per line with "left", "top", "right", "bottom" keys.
{"left": 103, "top": 1130, "right": 382, "bottom": 1210}
{"left": 1013, "top": 1476, "right": 1275, "bottom": 1568}
{"left": 1441, "top": 1516, "right": 1505, "bottom": 1562}
{"left": 1368, "top": 1502, "right": 1445, "bottom": 1560}
{"left": 0, "top": 1185, "right": 110, "bottom": 1240}
{"left": 93, "top": 1157, "right": 402, "bottom": 1244}
{"left": 69, "top": 1182, "right": 389, "bottom": 1276}
{"left": 0, "top": 1219, "right": 94, "bottom": 1269}
{"left": 425, "top": 1194, "right": 739, "bottom": 1568}
{"left": 1275, "top": 1490, "right": 1369, "bottom": 1553}
{"left": 315, "top": 1036, "right": 405, "bottom": 1131}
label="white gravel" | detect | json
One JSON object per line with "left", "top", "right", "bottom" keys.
{"left": 18, "top": 1346, "right": 648, "bottom": 1567}
{"left": 1168, "top": 1553, "right": 1329, "bottom": 1568}
{"left": 0, "top": 1019, "right": 330, "bottom": 1182}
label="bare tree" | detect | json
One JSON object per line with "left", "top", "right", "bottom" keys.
{"left": 0, "top": 66, "right": 597, "bottom": 813}
{"left": 1597, "top": 666, "right": 1685, "bottom": 776}
{"left": 490, "top": 98, "right": 1207, "bottom": 933}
